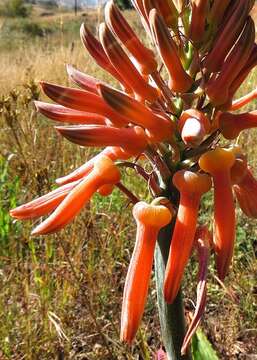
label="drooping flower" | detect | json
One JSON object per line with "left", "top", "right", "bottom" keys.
{"left": 164, "top": 170, "right": 211, "bottom": 304}
{"left": 121, "top": 200, "right": 173, "bottom": 343}
{"left": 10, "top": 0, "right": 257, "bottom": 354}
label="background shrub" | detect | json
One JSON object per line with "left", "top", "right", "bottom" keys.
{"left": 0, "top": 0, "right": 31, "bottom": 18}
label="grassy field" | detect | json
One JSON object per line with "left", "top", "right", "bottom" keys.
{"left": 0, "top": 4, "right": 257, "bottom": 360}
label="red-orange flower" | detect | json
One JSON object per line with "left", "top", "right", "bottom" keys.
{"left": 9, "top": 0, "right": 257, "bottom": 356}
{"left": 121, "top": 201, "right": 172, "bottom": 343}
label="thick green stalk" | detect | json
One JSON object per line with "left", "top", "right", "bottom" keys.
{"left": 155, "top": 221, "right": 191, "bottom": 360}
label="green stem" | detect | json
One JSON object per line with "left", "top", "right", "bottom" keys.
{"left": 155, "top": 221, "right": 191, "bottom": 360}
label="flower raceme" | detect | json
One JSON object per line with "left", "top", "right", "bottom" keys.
{"left": 10, "top": 0, "right": 257, "bottom": 355}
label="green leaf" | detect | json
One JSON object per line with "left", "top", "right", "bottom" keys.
{"left": 192, "top": 329, "right": 219, "bottom": 360}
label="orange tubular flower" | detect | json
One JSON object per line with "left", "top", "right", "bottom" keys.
{"left": 55, "top": 146, "right": 130, "bottom": 185}
{"left": 10, "top": 180, "right": 80, "bottom": 220}
{"left": 30, "top": 156, "right": 121, "bottom": 235}
{"left": 205, "top": 17, "right": 255, "bottom": 106}
{"left": 199, "top": 148, "right": 236, "bottom": 280}
{"left": 227, "top": 44, "right": 257, "bottom": 102}
{"left": 98, "top": 84, "right": 174, "bottom": 142}
{"left": 233, "top": 185, "right": 257, "bottom": 219}
{"left": 131, "top": 0, "right": 149, "bottom": 20}
{"left": 55, "top": 125, "right": 148, "bottom": 156}
{"left": 181, "top": 225, "right": 211, "bottom": 355}
{"left": 208, "top": 0, "right": 231, "bottom": 26}
{"left": 66, "top": 64, "right": 106, "bottom": 95}
{"left": 219, "top": 111, "right": 257, "bottom": 140}
{"left": 230, "top": 89, "right": 257, "bottom": 111}
{"left": 99, "top": 23, "right": 158, "bottom": 102}
{"left": 177, "top": 109, "right": 210, "bottom": 147}
{"left": 121, "top": 201, "right": 172, "bottom": 343}
{"left": 189, "top": 0, "right": 208, "bottom": 45}
{"left": 80, "top": 23, "right": 133, "bottom": 93}
{"left": 143, "top": 0, "right": 178, "bottom": 30}
{"left": 35, "top": 101, "right": 107, "bottom": 125}
{"left": 97, "top": 184, "right": 115, "bottom": 196}
{"left": 105, "top": 1, "right": 157, "bottom": 76}
{"left": 232, "top": 164, "right": 257, "bottom": 218}
{"left": 40, "top": 81, "right": 128, "bottom": 128}
{"left": 149, "top": 9, "right": 193, "bottom": 93}
{"left": 229, "top": 145, "right": 248, "bottom": 185}
{"left": 203, "top": 0, "right": 253, "bottom": 73}
{"left": 130, "top": 0, "right": 153, "bottom": 36}
{"left": 164, "top": 170, "right": 212, "bottom": 304}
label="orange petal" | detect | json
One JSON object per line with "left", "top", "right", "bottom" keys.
{"left": 99, "top": 22, "right": 158, "bottom": 102}
{"left": 205, "top": 17, "right": 255, "bottom": 106}
{"left": 120, "top": 226, "right": 157, "bottom": 343}
{"left": 66, "top": 64, "right": 106, "bottom": 94}
{"left": 143, "top": 0, "right": 178, "bottom": 30}
{"left": 32, "top": 156, "right": 120, "bottom": 235}
{"left": 203, "top": 0, "right": 253, "bottom": 72}
{"left": 199, "top": 149, "right": 236, "bottom": 280}
{"left": 234, "top": 185, "right": 257, "bottom": 218}
{"left": 190, "top": 0, "right": 208, "bottom": 44}
{"left": 164, "top": 171, "right": 212, "bottom": 303}
{"left": 233, "top": 166, "right": 257, "bottom": 218}
{"left": 98, "top": 84, "right": 174, "bottom": 142}
{"left": 31, "top": 175, "right": 99, "bottom": 235}
{"left": 98, "top": 184, "right": 114, "bottom": 196}
{"left": 227, "top": 44, "right": 257, "bottom": 102}
{"left": 10, "top": 180, "right": 79, "bottom": 220}
{"left": 35, "top": 101, "right": 107, "bottom": 125}
{"left": 105, "top": 1, "right": 157, "bottom": 75}
{"left": 230, "top": 88, "right": 257, "bottom": 111}
{"left": 219, "top": 111, "right": 257, "bottom": 139}
{"left": 208, "top": 0, "right": 231, "bottom": 26}
{"left": 56, "top": 125, "right": 148, "bottom": 156}
{"left": 149, "top": 9, "right": 193, "bottom": 93}
{"left": 40, "top": 82, "right": 128, "bottom": 127}
{"left": 121, "top": 202, "right": 172, "bottom": 343}
{"left": 80, "top": 23, "right": 133, "bottom": 93}
{"left": 55, "top": 146, "right": 130, "bottom": 185}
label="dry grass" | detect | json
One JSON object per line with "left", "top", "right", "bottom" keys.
{"left": 0, "top": 6, "right": 256, "bottom": 360}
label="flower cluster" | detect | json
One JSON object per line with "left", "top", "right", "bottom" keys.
{"left": 10, "top": 0, "right": 257, "bottom": 355}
